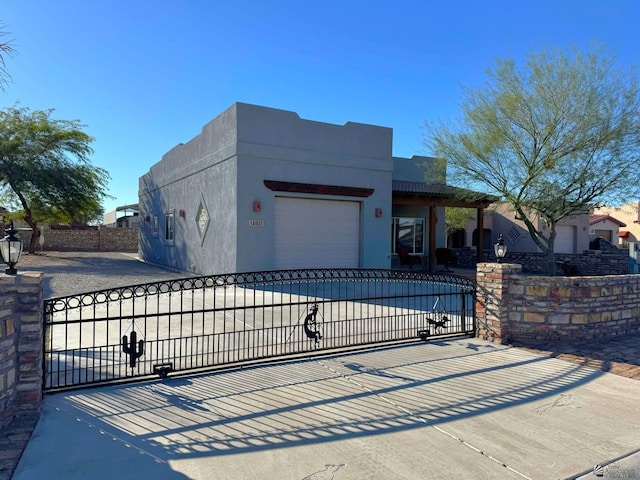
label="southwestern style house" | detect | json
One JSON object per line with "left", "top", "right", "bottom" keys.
{"left": 138, "top": 103, "right": 492, "bottom": 275}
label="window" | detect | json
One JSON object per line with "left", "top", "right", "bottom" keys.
{"left": 152, "top": 215, "right": 159, "bottom": 237}
{"left": 594, "top": 229, "right": 612, "bottom": 242}
{"left": 165, "top": 212, "right": 175, "bottom": 242}
{"left": 392, "top": 217, "right": 424, "bottom": 254}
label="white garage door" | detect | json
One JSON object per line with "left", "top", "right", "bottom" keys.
{"left": 554, "top": 225, "right": 576, "bottom": 253}
{"left": 275, "top": 197, "right": 360, "bottom": 269}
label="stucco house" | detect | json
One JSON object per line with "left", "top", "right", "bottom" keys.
{"left": 592, "top": 202, "right": 639, "bottom": 248}
{"left": 138, "top": 103, "right": 493, "bottom": 275}
{"left": 452, "top": 202, "right": 591, "bottom": 254}
{"left": 589, "top": 213, "right": 627, "bottom": 246}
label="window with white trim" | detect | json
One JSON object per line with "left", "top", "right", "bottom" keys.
{"left": 392, "top": 217, "right": 424, "bottom": 254}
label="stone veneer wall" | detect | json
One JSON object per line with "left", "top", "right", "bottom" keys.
{"left": 0, "top": 273, "right": 44, "bottom": 433}
{"left": 20, "top": 225, "right": 138, "bottom": 251}
{"left": 454, "top": 248, "right": 629, "bottom": 275}
{"left": 476, "top": 262, "right": 640, "bottom": 345}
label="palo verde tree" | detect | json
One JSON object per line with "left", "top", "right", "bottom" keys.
{"left": 0, "top": 106, "right": 110, "bottom": 253}
{"left": 0, "top": 23, "right": 15, "bottom": 90}
{"left": 425, "top": 47, "right": 640, "bottom": 274}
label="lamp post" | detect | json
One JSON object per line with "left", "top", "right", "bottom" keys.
{"left": 0, "top": 220, "right": 24, "bottom": 275}
{"left": 494, "top": 233, "right": 507, "bottom": 263}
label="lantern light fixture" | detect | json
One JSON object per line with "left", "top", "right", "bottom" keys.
{"left": 494, "top": 233, "right": 507, "bottom": 263}
{"left": 0, "top": 220, "right": 23, "bottom": 275}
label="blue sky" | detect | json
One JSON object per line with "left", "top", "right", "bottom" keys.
{"left": 2, "top": 1, "right": 639, "bottom": 214}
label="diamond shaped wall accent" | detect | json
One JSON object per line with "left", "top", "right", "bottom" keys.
{"left": 196, "top": 199, "right": 210, "bottom": 240}
{"left": 507, "top": 225, "right": 521, "bottom": 243}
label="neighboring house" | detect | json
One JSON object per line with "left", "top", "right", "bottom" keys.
{"left": 589, "top": 213, "right": 626, "bottom": 246}
{"left": 138, "top": 103, "right": 493, "bottom": 275}
{"left": 452, "top": 202, "right": 590, "bottom": 254}
{"left": 592, "top": 202, "right": 639, "bottom": 248}
{"left": 102, "top": 204, "right": 140, "bottom": 228}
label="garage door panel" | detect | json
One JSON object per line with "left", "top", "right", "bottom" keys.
{"left": 275, "top": 198, "right": 360, "bottom": 269}
{"left": 554, "top": 225, "right": 576, "bottom": 254}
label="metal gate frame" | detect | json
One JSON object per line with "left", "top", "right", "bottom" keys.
{"left": 43, "top": 269, "right": 476, "bottom": 391}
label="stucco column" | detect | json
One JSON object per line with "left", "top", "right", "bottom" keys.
{"left": 428, "top": 205, "right": 437, "bottom": 272}
{"left": 476, "top": 207, "right": 484, "bottom": 263}
{"left": 475, "top": 262, "right": 522, "bottom": 343}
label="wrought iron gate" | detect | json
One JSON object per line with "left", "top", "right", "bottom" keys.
{"left": 43, "top": 269, "right": 476, "bottom": 391}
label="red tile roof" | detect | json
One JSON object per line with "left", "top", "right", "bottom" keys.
{"left": 589, "top": 214, "right": 627, "bottom": 227}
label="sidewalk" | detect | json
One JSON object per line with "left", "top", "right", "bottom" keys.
{"left": 10, "top": 338, "right": 640, "bottom": 479}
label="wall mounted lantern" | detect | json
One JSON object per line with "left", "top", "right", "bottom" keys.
{"left": 0, "top": 220, "right": 23, "bottom": 275}
{"left": 494, "top": 233, "right": 507, "bottom": 263}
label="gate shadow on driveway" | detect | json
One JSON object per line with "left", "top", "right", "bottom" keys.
{"left": 30, "top": 341, "right": 602, "bottom": 454}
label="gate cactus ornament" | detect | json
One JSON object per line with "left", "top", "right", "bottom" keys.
{"left": 122, "top": 330, "right": 144, "bottom": 368}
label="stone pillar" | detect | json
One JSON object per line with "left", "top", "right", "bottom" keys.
{"left": 0, "top": 272, "right": 44, "bottom": 432}
{"left": 475, "top": 262, "right": 522, "bottom": 343}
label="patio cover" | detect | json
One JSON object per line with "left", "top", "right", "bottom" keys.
{"left": 392, "top": 180, "right": 497, "bottom": 272}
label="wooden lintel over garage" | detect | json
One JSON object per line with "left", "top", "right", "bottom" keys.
{"left": 392, "top": 180, "right": 497, "bottom": 272}
{"left": 264, "top": 180, "right": 374, "bottom": 198}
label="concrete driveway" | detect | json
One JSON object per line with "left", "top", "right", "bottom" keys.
{"left": 12, "top": 338, "right": 640, "bottom": 480}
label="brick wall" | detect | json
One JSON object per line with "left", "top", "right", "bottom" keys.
{"left": 0, "top": 273, "right": 44, "bottom": 432}
{"left": 22, "top": 225, "right": 138, "bottom": 251}
{"left": 476, "top": 262, "right": 640, "bottom": 345}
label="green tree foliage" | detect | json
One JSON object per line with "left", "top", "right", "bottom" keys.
{"left": 445, "top": 207, "right": 474, "bottom": 237}
{"left": 425, "top": 47, "right": 640, "bottom": 273}
{"left": 0, "top": 106, "right": 110, "bottom": 253}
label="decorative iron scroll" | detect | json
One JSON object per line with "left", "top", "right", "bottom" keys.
{"left": 44, "top": 267, "right": 476, "bottom": 391}
{"left": 45, "top": 269, "right": 475, "bottom": 314}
